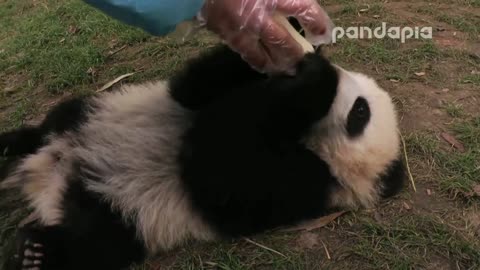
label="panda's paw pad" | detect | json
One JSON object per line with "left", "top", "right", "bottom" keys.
{"left": 20, "top": 239, "right": 44, "bottom": 270}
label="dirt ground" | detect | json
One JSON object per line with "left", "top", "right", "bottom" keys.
{"left": 0, "top": 0, "right": 479, "bottom": 269}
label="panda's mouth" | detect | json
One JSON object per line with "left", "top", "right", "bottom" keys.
{"left": 378, "top": 154, "right": 406, "bottom": 199}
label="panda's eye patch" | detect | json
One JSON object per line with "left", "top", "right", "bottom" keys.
{"left": 346, "top": 97, "right": 371, "bottom": 137}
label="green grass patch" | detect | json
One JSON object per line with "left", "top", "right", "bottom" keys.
{"left": 133, "top": 236, "right": 316, "bottom": 270}
{"left": 328, "top": 39, "right": 441, "bottom": 82}
{"left": 444, "top": 103, "right": 465, "bottom": 118}
{"left": 461, "top": 74, "right": 480, "bottom": 85}
{"left": 414, "top": 5, "right": 436, "bottom": 15}
{"left": 1, "top": 0, "right": 150, "bottom": 93}
{"left": 405, "top": 118, "right": 480, "bottom": 199}
{"left": 439, "top": 118, "right": 480, "bottom": 197}
{"left": 336, "top": 2, "right": 385, "bottom": 16}
{"left": 405, "top": 132, "right": 439, "bottom": 159}
{"left": 6, "top": 98, "right": 36, "bottom": 129}
{"left": 436, "top": 14, "right": 479, "bottom": 36}
{"left": 351, "top": 214, "right": 480, "bottom": 269}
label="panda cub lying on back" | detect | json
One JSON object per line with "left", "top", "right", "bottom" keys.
{"left": 0, "top": 42, "right": 404, "bottom": 269}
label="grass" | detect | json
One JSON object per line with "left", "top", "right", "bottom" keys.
{"left": 351, "top": 214, "right": 480, "bottom": 269}
{"left": 0, "top": 0, "right": 150, "bottom": 94}
{"left": 414, "top": 4, "right": 436, "bottom": 15}
{"left": 327, "top": 39, "right": 441, "bottom": 82}
{"left": 132, "top": 236, "right": 320, "bottom": 270}
{"left": 436, "top": 14, "right": 480, "bottom": 37}
{"left": 438, "top": 118, "right": 480, "bottom": 197}
{"left": 462, "top": 74, "right": 480, "bottom": 85}
{"left": 336, "top": 2, "right": 385, "bottom": 16}
{"left": 406, "top": 118, "right": 480, "bottom": 200}
{"left": 444, "top": 103, "right": 465, "bottom": 118}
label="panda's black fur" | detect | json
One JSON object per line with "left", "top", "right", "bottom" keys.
{"left": 0, "top": 42, "right": 405, "bottom": 270}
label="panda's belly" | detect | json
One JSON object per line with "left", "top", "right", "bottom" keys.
{"left": 70, "top": 82, "right": 215, "bottom": 252}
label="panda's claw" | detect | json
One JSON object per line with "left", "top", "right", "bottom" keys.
{"left": 20, "top": 240, "right": 44, "bottom": 270}
{"left": 23, "top": 249, "right": 44, "bottom": 258}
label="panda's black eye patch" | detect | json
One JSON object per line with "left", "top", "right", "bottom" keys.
{"left": 346, "top": 97, "right": 371, "bottom": 137}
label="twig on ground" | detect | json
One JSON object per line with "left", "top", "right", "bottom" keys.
{"left": 400, "top": 131, "right": 417, "bottom": 192}
{"left": 243, "top": 238, "right": 287, "bottom": 258}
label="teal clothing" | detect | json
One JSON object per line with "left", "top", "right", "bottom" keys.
{"left": 84, "top": 0, "right": 204, "bottom": 35}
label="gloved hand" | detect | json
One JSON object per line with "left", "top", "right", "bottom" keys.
{"left": 198, "top": 0, "right": 334, "bottom": 74}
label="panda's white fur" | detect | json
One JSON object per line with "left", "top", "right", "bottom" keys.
{"left": 305, "top": 66, "right": 400, "bottom": 208}
{"left": 72, "top": 82, "right": 215, "bottom": 252}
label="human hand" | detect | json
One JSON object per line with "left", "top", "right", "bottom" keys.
{"left": 198, "top": 0, "right": 333, "bottom": 74}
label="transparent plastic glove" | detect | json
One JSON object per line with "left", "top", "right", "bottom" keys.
{"left": 198, "top": 0, "right": 334, "bottom": 74}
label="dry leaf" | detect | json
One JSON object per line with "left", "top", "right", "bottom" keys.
{"left": 373, "top": 15, "right": 380, "bottom": 18}
{"left": 473, "top": 185, "right": 480, "bottom": 196}
{"left": 97, "top": 73, "right": 136, "bottom": 93}
{"left": 373, "top": 211, "right": 383, "bottom": 223}
{"left": 440, "top": 132, "right": 466, "bottom": 152}
{"left": 59, "top": 38, "right": 66, "bottom": 44}
{"left": 415, "top": 72, "right": 426, "bottom": 77}
{"left": 390, "top": 79, "right": 400, "bottom": 83}
{"left": 68, "top": 25, "right": 80, "bottom": 34}
{"left": 280, "top": 211, "right": 346, "bottom": 232}
{"left": 442, "top": 88, "right": 450, "bottom": 92}
{"left": 466, "top": 185, "right": 480, "bottom": 197}
{"left": 296, "top": 232, "right": 319, "bottom": 250}
{"left": 426, "top": 189, "right": 432, "bottom": 196}
{"left": 108, "top": 39, "right": 118, "bottom": 49}
{"left": 108, "top": 45, "right": 127, "bottom": 56}
{"left": 359, "top": 8, "right": 369, "bottom": 12}
{"left": 403, "top": 202, "right": 412, "bottom": 210}
{"left": 87, "top": 67, "right": 97, "bottom": 76}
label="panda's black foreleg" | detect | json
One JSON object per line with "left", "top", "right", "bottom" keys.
{"left": 0, "top": 97, "right": 89, "bottom": 159}
{"left": 0, "top": 127, "right": 44, "bottom": 158}
{"left": 169, "top": 45, "right": 266, "bottom": 110}
{"left": 263, "top": 54, "right": 339, "bottom": 141}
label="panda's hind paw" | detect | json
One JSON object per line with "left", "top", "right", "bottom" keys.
{"left": 20, "top": 239, "right": 44, "bottom": 270}
{"left": 11, "top": 226, "right": 65, "bottom": 270}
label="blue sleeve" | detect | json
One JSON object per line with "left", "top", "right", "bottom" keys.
{"left": 84, "top": 0, "right": 205, "bottom": 36}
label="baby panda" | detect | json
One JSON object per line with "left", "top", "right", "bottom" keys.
{"left": 0, "top": 43, "right": 405, "bottom": 270}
